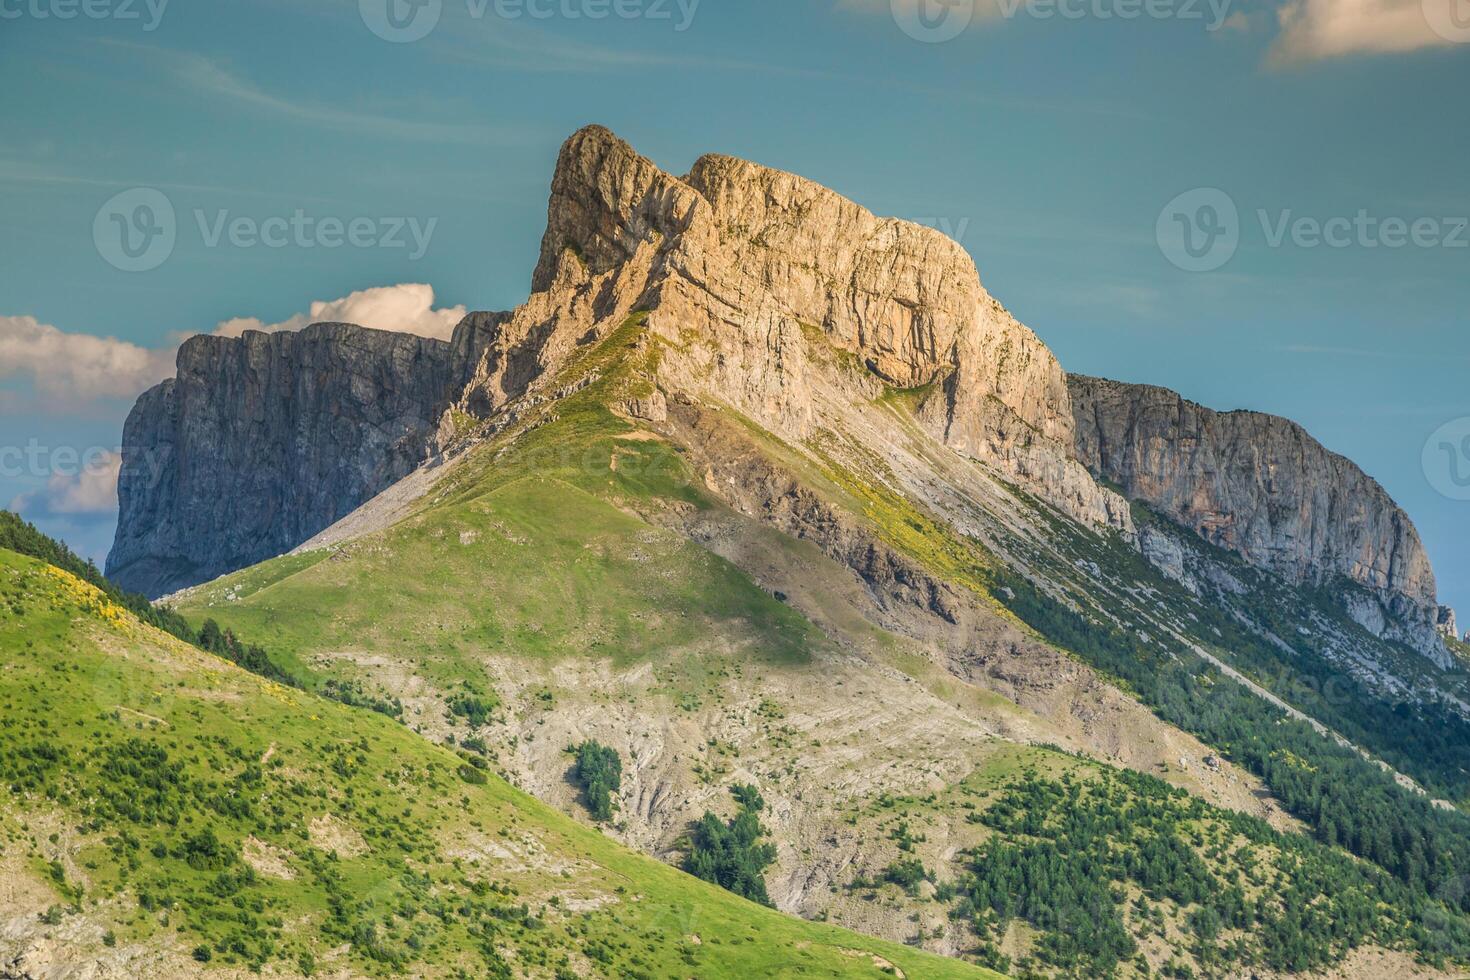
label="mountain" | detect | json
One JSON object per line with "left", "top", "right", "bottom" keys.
{"left": 97, "top": 126, "right": 1470, "bottom": 977}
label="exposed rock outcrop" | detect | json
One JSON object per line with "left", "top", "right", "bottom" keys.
{"left": 462, "top": 124, "right": 1128, "bottom": 530}
{"left": 107, "top": 320, "right": 499, "bottom": 597}
{"left": 1068, "top": 374, "right": 1450, "bottom": 665}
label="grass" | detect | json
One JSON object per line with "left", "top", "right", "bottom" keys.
{"left": 178, "top": 473, "right": 818, "bottom": 681}
{"left": 178, "top": 315, "right": 823, "bottom": 685}
{"left": 0, "top": 546, "right": 997, "bottom": 979}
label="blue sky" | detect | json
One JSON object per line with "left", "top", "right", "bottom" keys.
{"left": 1, "top": 0, "right": 1466, "bottom": 619}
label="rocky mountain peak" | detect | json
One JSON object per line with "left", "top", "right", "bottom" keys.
{"left": 532, "top": 125, "right": 705, "bottom": 294}
{"left": 451, "top": 126, "right": 1125, "bottom": 532}
{"left": 107, "top": 321, "right": 494, "bottom": 597}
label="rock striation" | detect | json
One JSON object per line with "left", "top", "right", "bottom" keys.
{"left": 1068, "top": 374, "right": 1450, "bottom": 664}
{"left": 459, "top": 125, "right": 1128, "bottom": 531}
{"left": 107, "top": 320, "right": 499, "bottom": 597}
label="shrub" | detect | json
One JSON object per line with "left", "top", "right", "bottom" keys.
{"left": 683, "top": 785, "right": 777, "bottom": 906}
{"left": 570, "top": 741, "right": 622, "bottom": 822}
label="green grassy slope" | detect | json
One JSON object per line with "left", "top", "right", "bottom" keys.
{"left": 175, "top": 317, "right": 827, "bottom": 708}
{"left": 0, "top": 547, "right": 996, "bottom": 979}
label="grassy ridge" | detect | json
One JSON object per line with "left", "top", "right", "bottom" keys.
{"left": 176, "top": 318, "right": 824, "bottom": 695}
{"left": 0, "top": 547, "right": 995, "bottom": 979}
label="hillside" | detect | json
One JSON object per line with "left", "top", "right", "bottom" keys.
{"left": 0, "top": 545, "right": 995, "bottom": 980}
{"left": 172, "top": 314, "right": 1470, "bottom": 976}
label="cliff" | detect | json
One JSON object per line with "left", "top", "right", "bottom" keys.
{"left": 106, "top": 320, "right": 498, "bottom": 597}
{"left": 1068, "top": 374, "right": 1451, "bottom": 663}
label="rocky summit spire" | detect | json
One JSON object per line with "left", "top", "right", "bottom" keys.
{"left": 477, "top": 124, "right": 1128, "bottom": 532}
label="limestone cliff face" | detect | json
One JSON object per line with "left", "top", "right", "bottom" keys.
{"left": 461, "top": 125, "right": 1128, "bottom": 530}
{"left": 107, "top": 321, "right": 496, "bottom": 597}
{"left": 1068, "top": 374, "right": 1449, "bottom": 663}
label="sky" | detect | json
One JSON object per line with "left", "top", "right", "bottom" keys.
{"left": 1, "top": 0, "right": 1466, "bottom": 619}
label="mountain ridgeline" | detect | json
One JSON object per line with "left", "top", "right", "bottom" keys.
{"left": 85, "top": 125, "right": 1470, "bottom": 977}
{"left": 110, "top": 127, "right": 1454, "bottom": 670}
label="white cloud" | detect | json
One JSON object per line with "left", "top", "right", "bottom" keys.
{"left": 0, "top": 316, "right": 175, "bottom": 402}
{"left": 2, "top": 285, "right": 468, "bottom": 417}
{"left": 9, "top": 450, "right": 121, "bottom": 519}
{"left": 1266, "top": 0, "right": 1463, "bottom": 65}
{"left": 211, "top": 283, "right": 467, "bottom": 343}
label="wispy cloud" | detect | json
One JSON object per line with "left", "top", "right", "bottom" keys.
{"left": 836, "top": 0, "right": 1007, "bottom": 26}
{"left": 426, "top": 13, "right": 838, "bottom": 78}
{"left": 0, "top": 160, "right": 357, "bottom": 208}
{"left": 98, "top": 40, "right": 535, "bottom": 147}
{"left": 1281, "top": 343, "right": 1470, "bottom": 361}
